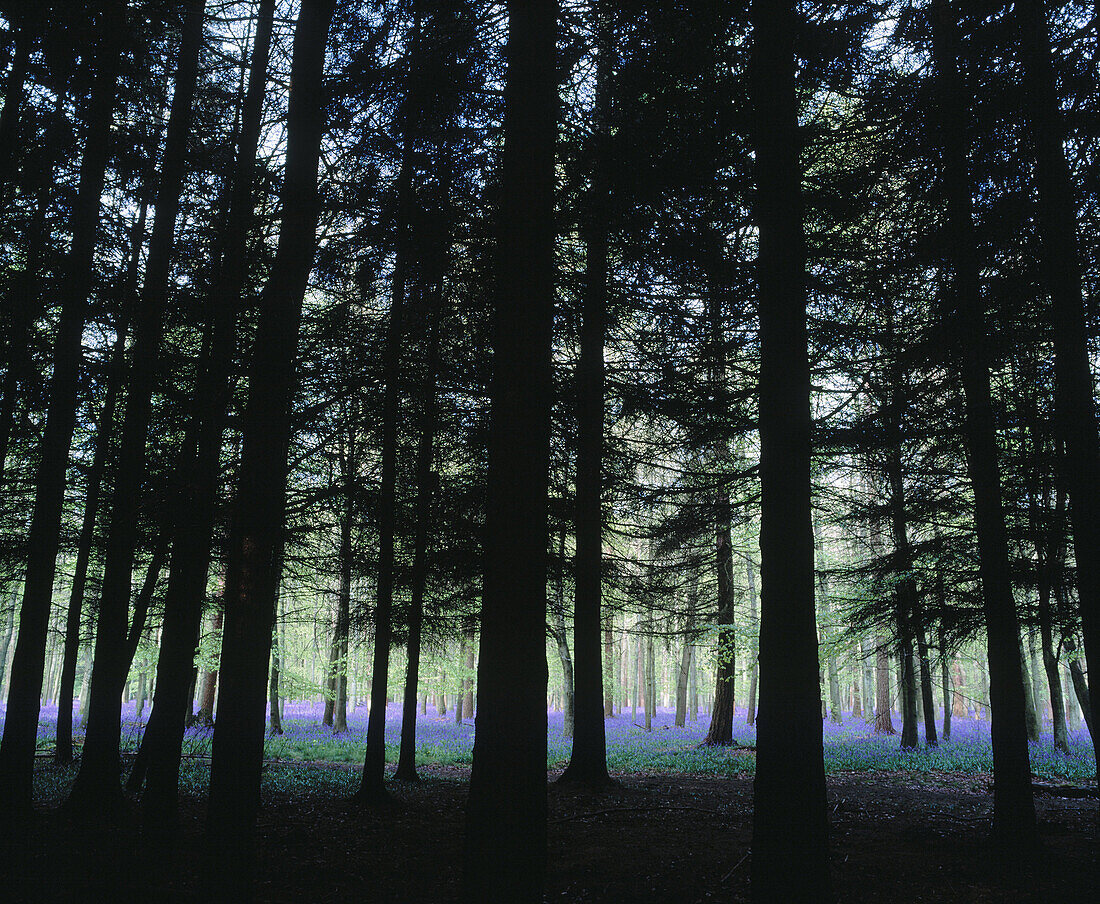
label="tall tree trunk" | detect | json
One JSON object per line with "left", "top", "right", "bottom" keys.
{"left": 1020, "top": 641, "right": 1041, "bottom": 743}
{"left": 1018, "top": 0, "right": 1100, "bottom": 793}
{"left": 207, "top": 0, "right": 335, "bottom": 852}
{"left": 0, "top": 0, "right": 126, "bottom": 813}
{"left": 462, "top": 2, "right": 557, "bottom": 899}
{"left": 1063, "top": 635, "right": 1093, "bottom": 742}
{"left": 139, "top": 0, "right": 277, "bottom": 830}
{"left": 55, "top": 203, "right": 145, "bottom": 765}
{"left": 194, "top": 610, "right": 223, "bottom": 727}
{"left": 66, "top": 0, "right": 206, "bottom": 815}
{"left": 930, "top": 0, "right": 1035, "bottom": 842}
{"left": 559, "top": 0, "right": 611, "bottom": 787}
{"left": 332, "top": 467, "right": 352, "bottom": 735}
{"left": 356, "top": 6, "right": 427, "bottom": 806}
{"left": 268, "top": 612, "right": 282, "bottom": 737}
{"left": 874, "top": 637, "right": 895, "bottom": 735}
{"left": 750, "top": 2, "right": 831, "bottom": 898}
{"left": 675, "top": 627, "right": 691, "bottom": 728}
{"left": 915, "top": 615, "right": 938, "bottom": 747}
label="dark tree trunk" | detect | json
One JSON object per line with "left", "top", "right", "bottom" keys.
{"left": 332, "top": 465, "right": 352, "bottom": 735}
{"left": 55, "top": 203, "right": 145, "bottom": 765}
{"left": 140, "top": 0, "right": 276, "bottom": 831}
{"left": 915, "top": 616, "right": 939, "bottom": 747}
{"left": 1020, "top": 642, "right": 1041, "bottom": 743}
{"left": 603, "top": 614, "right": 615, "bottom": 718}
{"left": 675, "top": 632, "right": 691, "bottom": 729}
{"left": 1018, "top": 0, "right": 1100, "bottom": 792}
{"left": 268, "top": 620, "right": 282, "bottom": 737}
{"left": 930, "top": 0, "right": 1036, "bottom": 843}
{"left": 0, "top": 0, "right": 125, "bottom": 814}
{"left": 749, "top": 2, "right": 832, "bottom": 899}
{"left": 559, "top": 0, "right": 611, "bottom": 787}
{"left": 461, "top": 1, "right": 557, "bottom": 899}
{"left": 356, "top": 7, "right": 426, "bottom": 806}
{"left": 66, "top": 0, "right": 206, "bottom": 816}
{"left": 206, "top": 0, "right": 335, "bottom": 851}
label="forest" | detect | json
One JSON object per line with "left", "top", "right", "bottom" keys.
{"left": 0, "top": 0, "right": 1097, "bottom": 901}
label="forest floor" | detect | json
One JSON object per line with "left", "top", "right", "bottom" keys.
{"left": 3, "top": 760, "right": 1097, "bottom": 903}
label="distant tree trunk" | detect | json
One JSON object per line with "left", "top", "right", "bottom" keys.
{"left": 603, "top": 614, "right": 615, "bottom": 718}
{"left": 645, "top": 634, "right": 656, "bottom": 730}
{"left": 675, "top": 631, "right": 691, "bottom": 728}
{"left": 550, "top": 528, "right": 575, "bottom": 738}
{"left": 750, "top": 2, "right": 831, "bottom": 897}
{"left": 207, "top": 0, "right": 336, "bottom": 849}
{"left": 940, "top": 646, "right": 952, "bottom": 742}
{"left": 139, "top": 0, "right": 277, "bottom": 830}
{"left": 0, "top": 0, "right": 126, "bottom": 814}
{"left": 55, "top": 203, "right": 143, "bottom": 765}
{"left": 860, "top": 637, "right": 875, "bottom": 725}
{"left": 851, "top": 649, "right": 862, "bottom": 721}
{"left": 874, "top": 637, "right": 895, "bottom": 735}
{"left": 1018, "top": 0, "right": 1100, "bottom": 793}
{"left": 268, "top": 623, "right": 282, "bottom": 737}
{"left": 703, "top": 489, "right": 736, "bottom": 745}
{"left": 746, "top": 555, "right": 758, "bottom": 725}
{"left": 1063, "top": 636, "right": 1093, "bottom": 742}
{"left": 931, "top": 0, "right": 1035, "bottom": 842}
{"left": 195, "top": 610, "right": 223, "bottom": 727}
{"left": 462, "top": 3, "right": 557, "bottom": 897}
{"left": 1020, "top": 642, "right": 1041, "bottom": 743}
{"left": 915, "top": 616, "right": 938, "bottom": 747}
{"left": 0, "top": 602, "right": 15, "bottom": 694}
{"left": 815, "top": 522, "right": 842, "bottom": 725}
{"left": 332, "top": 478, "right": 352, "bottom": 735}
{"left": 463, "top": 636, "right": 475, "bottom": 718}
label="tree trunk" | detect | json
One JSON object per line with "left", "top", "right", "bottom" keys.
{"left": 268, "top": 614, "right": 282, "bottom": 737}
{"left": 930, "top": 0, "right": 1035, "bottom": 842}
{"left": 874, "top": 637, "right": 895, "bottom": 735}
{"left": 463, "top": 4, "right": 556, "bottom": 898}
{"left": 140, "top": 0, "right": 277, "bottom": 830}
{"left": 55, "top": 203, "right": 144, "bottom": 765}
{"left": 1064, "top": 636, "right": 1093, "bottom": 742}
{"left": 0, "top": 0, "right": 126, "bottom": 813}
{"left": 675, "top": 634, "right": 691, "bottom": 728}
{"left": 207, "top": 0, "right": 335, "bottom": 850}
{"left": 550, "top": 527, "right": 575, "bottom": 738}
{"left": 703, "top": 488, "right": 736, "bottom": 745}
{"left": 195, "top": 610, "right": 223, "bottom": 727}
{"left": 603, "top": 614, "right": 614, "bottom": 718}
{"left": 750, "top": 2, "right": 831, "bottom": 897}
{"left": 1018, "top": 0, "right": 1100, "bottom": 794}
{"left": 559, "top": 0, "right": 611, "bottom": 788}
{"left": 357, "top": 6, "right": 427, "bottom": 806}
{"left": 1020, "top": 642, "right": 1041, "bottom": 743}
{"left": 66, "top": 1, "right": 206, "bottom": 816}
{"left": 746, "top": 555, "right": 758, "bottom": 725}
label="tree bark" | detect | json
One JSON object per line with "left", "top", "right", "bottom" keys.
{"left": 462, "top": 2, "right": 557, "bottom": 899}
{"left": 55, "top": 203, "right": 145, "bottom": 765}
{"left": 207, "top": 0, "right": 335, "bottom": 849}
{"left": 0, "top": 0, "right": 126, "bottom": 813}
{"left": 1018, "top": 0, "right": 1100, "bottom": 794}
{"left": 139, "top": 0, "right": 277, "bottom": 830}
{"left": 874, "top": 637, "right": 896, "bottom": 735}
{"left": 559, "top": 0, "right": 611, "bottom": 787}
{"left": 930, "top": 0, "right": 1035, "bottom": 842}
{"left": 750, "top": 2, "right": 831, "bottom": 898}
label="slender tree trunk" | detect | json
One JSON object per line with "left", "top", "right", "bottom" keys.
{"left": 746, "top": 555, "right": 758, "bottom": 725}
{"left": 603, "top": 614, "right": 614, "bottom": 718}
{"left": 140, "top": 0, "right": 277, "bottom": 830}
{"left": 462, "top": 3, "right": 557, "bottom": 898}
{"left": 66, "top": 0, "right": 206, "bottom": 815}
{"left": 559, "top": 0, "right": 611, "bottom": 787}
{"left": 703, "top": 489, "right": 735, "bottom": 745}
{"left": 874, "top": 637, "right": 895, "bottom": 735}
{"left": 1018, "top": 0, "right": 1100, "bottom": 793}
{"left": 194, "top": 610, "right": 223, "bottom": 727}
{"left": 931, "top": 0, "right": 1035, "bottom": 842}
{"left": 356, "top": 7, "right": 427, "bottom": 806}
{"left": 55, "top": 203, "right": 144, "bottom": 765}
{"left": 207, "top": 0, "right": 335, "bottom": 851}
{"left": 750, "top": 2, "right": 831, "bottom": 897}
{"left": 1063, "top": 635, "right": 1093, "bottom": 742}
{"left": 268, "top": 613, "right": 282, "bottom": 737}
{"left": 915, "top": 616, "right": 938, "bottom": 746}
{"left": 1020, "top": 642, "right": 1041, "bottom": 743}
{"left": 0, "top": 0, "right": 126, "bottom": 813}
